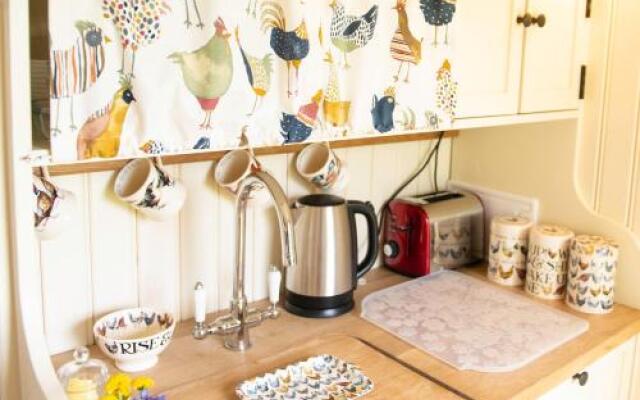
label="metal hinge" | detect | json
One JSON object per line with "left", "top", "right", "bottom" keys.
{"left": 586, "top": 0, "right": 592, "bottom": 18}
{"left": 579, "top": 65, "right": 587, "bottom": 100}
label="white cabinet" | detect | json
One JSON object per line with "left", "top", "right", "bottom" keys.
{"left": 540, "top": 336, "right": 638, "bottom": 400}
{"left": 520, "top": 0, "right": 583, "bottom": 112}
{"left": 455, "top": 0, "right": 585, "bottom": 118}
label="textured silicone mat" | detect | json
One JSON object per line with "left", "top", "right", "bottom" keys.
{"left": 361, "top": 270, "right": 589, "bottom": 372}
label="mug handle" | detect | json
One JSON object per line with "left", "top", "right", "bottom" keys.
{"left": 348, "top": 200, "right": 379, "bottom": 280}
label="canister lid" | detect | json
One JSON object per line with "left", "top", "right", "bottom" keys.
{"left": 572, "top": 235, "right": 619, "bottom": 258}
{"left": 530, "top": 225, "right": 575, "bottom": 245}
{"left": 491, "top": 216, "right": 533, "bottom": 239}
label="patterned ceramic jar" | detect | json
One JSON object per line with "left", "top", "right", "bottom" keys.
{"left": 525, "top": 225, "right": 575, "bottom": 300}
{"left": 566, "top": 235, "right": 618, "bottom": 314}
{"left": 488, "top": 216, "right": 532, "bottom": 286}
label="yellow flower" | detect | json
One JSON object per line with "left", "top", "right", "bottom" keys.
{"left": 105, "top": 373, "right": 132, "bottom": 395}
{"left": 132, "top": 376, "right": 155, "bottom": 391}
{"left": 100, "top": 395, "right": 118, "bottom": 400}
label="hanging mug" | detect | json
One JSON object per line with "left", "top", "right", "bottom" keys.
{"left": 296, "top": 142, "right": 348, "bottom": 191}
{"left": 114, "top": 158, "right": 186, "bottom": 220}
{"left": 214, "top": 149, "right": 270, "bottom": 206}
{"left": 33, "top": 170, "right": 77, "bottom": 240}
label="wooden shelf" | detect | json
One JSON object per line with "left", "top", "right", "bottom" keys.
{"left": 33, "top": 130, "right": 458, "bottom": 177}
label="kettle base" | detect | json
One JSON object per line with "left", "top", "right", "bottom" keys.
{"left": 284, "top": 290, "right": 354, "bottom": 318}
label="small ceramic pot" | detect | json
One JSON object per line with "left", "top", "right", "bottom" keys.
{"left": 93, "top": 308, "right": 175, "bottom": 372}
{"left": 114, "top": 158, "right": 186, "bottom": 220}
{"left": 487, "top": 215, "right": 532, "bottom": 286}
{"left": 525, "top": 225, "right": 574, "bottom": 300}
{"left": 566, "top": 235, "right": 618, "bottom": 314}
{"left": 33, "top": 174, "right": 77, "bottom": 240}
{"left": 296, "top": 143, "right": 348, "bottom": 191}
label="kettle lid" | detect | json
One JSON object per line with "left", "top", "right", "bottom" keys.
{"left": 298, "top": 194, "right": 345, "bottom": 207}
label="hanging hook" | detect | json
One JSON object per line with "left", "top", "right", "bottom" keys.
{"left": 239, "top": 125, "right": 262, "bottom": 170}
{"left": 153, "top": 156, "right": 164, "bottom": 169}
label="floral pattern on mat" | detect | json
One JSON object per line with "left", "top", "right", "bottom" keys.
{"left": 361, "top": 270, "right": 589, "bottom": 372}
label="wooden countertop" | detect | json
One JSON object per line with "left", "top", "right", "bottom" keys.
{"left": 52, "top": 264, "right": 640, "bottom": 400}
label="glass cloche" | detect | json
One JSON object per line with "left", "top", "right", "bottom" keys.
{"left": 56, "top": 347, "right": 109, "bottom": 400}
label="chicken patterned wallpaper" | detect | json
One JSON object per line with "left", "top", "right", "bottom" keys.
{"left": 48, "top": 0, "right": 458, "bottom": 162}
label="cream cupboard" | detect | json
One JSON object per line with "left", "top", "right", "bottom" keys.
{"left": 455, "top": 0, "right": 586, "bottom": 118}
{"left": 2, "top": 0, "right": 640, "bottom": 399}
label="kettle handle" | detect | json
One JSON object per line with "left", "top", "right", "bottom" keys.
{"left": 348, "top": 200, "right": 379, "bottom": 279}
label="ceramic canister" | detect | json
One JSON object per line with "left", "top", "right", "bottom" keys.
{"left": 525, "top": 225, "right": 575, "bottom": 300}
{"left": 566, "top": 235, "right": 619, "bottom": 314}
{"left": 488, "top": 215, "right": 533, "bottom": 286}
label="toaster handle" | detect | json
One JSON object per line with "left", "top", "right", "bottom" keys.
{"left": 348, "top": 200, "right": 379, "bottom": 280}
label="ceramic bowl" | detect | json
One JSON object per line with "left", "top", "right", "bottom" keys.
{"left": 93, "top": 308, "right": 175, "bottom": 372}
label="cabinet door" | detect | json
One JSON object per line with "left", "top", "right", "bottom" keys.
{"left": 453, "top": 0, "right": 526, "bottom": 118}
{"left": 539, "top": 336, "right": 638, "bottom": 400}
{"left": 519, "top": 0, "right": 584, "bottom": 113}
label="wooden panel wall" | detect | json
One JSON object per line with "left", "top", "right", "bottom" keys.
{"left": 580, "top": 0, "right": 640, "bottom": 234}
{"left": 39, "top": 140, "right": 451, "bottom": 354}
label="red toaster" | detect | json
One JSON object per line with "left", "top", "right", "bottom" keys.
{"left": 383, "top": 191, "right": 484, "bottom": 277}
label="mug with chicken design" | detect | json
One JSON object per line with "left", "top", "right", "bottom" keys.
{"left": 114, "top": 158, "right": 186, "bottom": 220}
{"left": 296, "top": 142, "right": 348, "bottom": 192}
{"left": 566, "top": 235, "right": 618, "bottom": 314}
{"left": 33, "top": 172, "right": 77, "bottom": 240}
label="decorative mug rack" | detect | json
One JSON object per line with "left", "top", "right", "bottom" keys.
{"left": 31, "top": 130, "right": 458, "bottom": 177}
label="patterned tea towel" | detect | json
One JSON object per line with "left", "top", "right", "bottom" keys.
{"left": 361, "top": 270, "right": 589, "bottom": 372}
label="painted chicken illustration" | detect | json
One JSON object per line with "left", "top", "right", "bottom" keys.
{"left": 76, "top": 78, "right": 136, "bottom": 160}
{"left": 169, "top": 18, "right": 234, "bottom": 130}
{"left": 102, "top": 0, "right": 171, "bottom": 76}
{"left": 323, "top": 51, "right": 350, "bottom": 128}
{"left": 419, "top": 0, "right": 456, "bottom": 45}
{"left": 329, "top": 0, "right": 379, "bottom": 68}
{"left": 183, "top": 0, "right": 204, "bottom": 29}
{"left": 50, "top": 20, "right": 110, "bottom": 133}
{"left": 261, "top": 1, "right": 310, "bottom": 96}
{"left": 280, "top": 90, "right": 323, "bottom": 143}
{"left": 371, "top": 87, "right": 396, "bottom": 133}
{"left": 436, "top": 59, "right": 457, "bottom": 123}
{"left": 236, "top": 27, "right": 274, "bottom": 116}
{"left": 391, "top": 0, "right": 423, "bottom": 82}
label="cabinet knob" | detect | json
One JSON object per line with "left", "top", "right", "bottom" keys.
{"left": 572, "top": 371, "right": 589, "bottom": 386}
{"left": 517, "top": 13, "right": 546, "bottom": 28}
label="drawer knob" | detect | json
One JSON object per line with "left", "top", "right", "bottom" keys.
{"left": 517, "top": 13, "right": 547, "bottom": 28}
{"left": 572, "top": 371, "right": 589, "bottom": 386}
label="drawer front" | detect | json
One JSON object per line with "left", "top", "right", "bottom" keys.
{"left": 540, "top": 336, "right": 638, "bottom": 400}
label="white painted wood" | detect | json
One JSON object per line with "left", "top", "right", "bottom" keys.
{"left": 539, "top": 336, "right": 638, "bottom": 400}
{"left": 178, "top": 162, "right": 219, "bottom": 318}
{"left": 453, "top": 110, "right": 579, "bottom": 129}
{"left": 454, "top": 0, "right": 526, "bottom": 118}
{"left": 39, "top": 175, "right": 93, "bottom": 354}
{"left": 3, "top": 0, "right": 67, "bottom": 394}
{"left": 87, "top": 171, "right": 138, "bottom": 322}
{"left": 520, "top": 0, "right": 583, "bottom": 113}
{"left": 136, "top": 166, "right": 181, "bottom": 319}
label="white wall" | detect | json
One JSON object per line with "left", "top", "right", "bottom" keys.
{"left": 39, "top": 140, "right": 451, "bottom": 355}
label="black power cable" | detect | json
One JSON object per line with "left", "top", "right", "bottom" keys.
{"left": 377, "top": 131, "right": 446, "bottom": 236}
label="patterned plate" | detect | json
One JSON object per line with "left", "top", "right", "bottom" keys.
{"left": 236, "top": 354, "right": 373, "bottom": 400}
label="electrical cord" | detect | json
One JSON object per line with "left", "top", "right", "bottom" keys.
{"left": 377, "top": 131, "right": 446, "bottom": 236}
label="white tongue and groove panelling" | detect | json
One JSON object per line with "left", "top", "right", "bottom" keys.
{"left": 39, "top": 140, "right": 451, "bottom": 355}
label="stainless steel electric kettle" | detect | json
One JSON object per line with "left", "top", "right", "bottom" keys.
{"left": 285, "top": 194, "right": 378, "bottom": 318}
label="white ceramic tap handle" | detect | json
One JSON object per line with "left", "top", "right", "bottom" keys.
{"left": 268, "top": 266, "right": 282, "bottom": 305}
{"left": 194, "top": 282, "right": 206, "bottom": 323}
